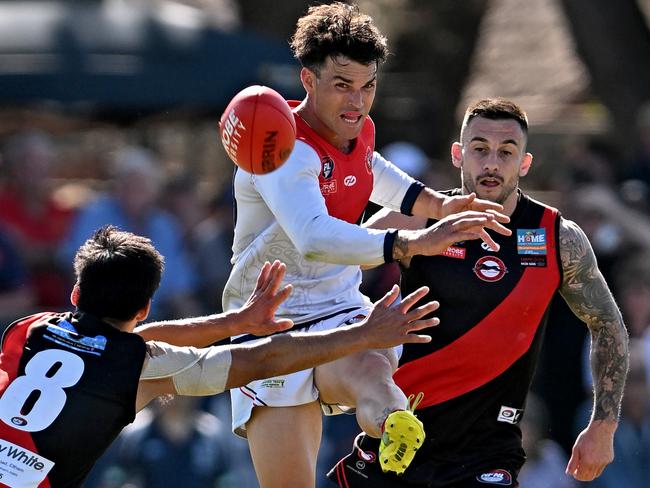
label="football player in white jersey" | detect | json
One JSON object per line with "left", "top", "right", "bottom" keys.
{"left": 224, "top": 4, "right": 512, "bottom": 487}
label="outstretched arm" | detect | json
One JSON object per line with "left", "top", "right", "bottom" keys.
{"left": 225, "top": 284, "right": 437, "bottom": 389}
{"left": 558, "top": 218, "right": 629, "bottom": 482}
{"left": 363, "top": 207, "right": 511, "bottom": 266}
{"left": 137, "top": 285, "right": 439, "bottom": 409}
{"left": 411, "top": 188, "right": 505, "bottom": 219}
{"left": 135, "top": 261, "right": 293, "bottom": 347}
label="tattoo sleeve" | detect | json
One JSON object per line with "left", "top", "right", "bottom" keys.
{"left": 559, "top": 218, "right": 629, "bottom": 422}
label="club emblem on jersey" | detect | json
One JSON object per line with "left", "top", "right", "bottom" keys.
{"left": 473, "top": 256, "right": 507, "bottom": 282}
{"left": 476, "top": 469, "right": 513, "bottom": 485}
{"left": 365, "top": 147, "right": 373, "bottom": 173}
{"left": 321, "top": 157, "right": 335, "bottom": 179}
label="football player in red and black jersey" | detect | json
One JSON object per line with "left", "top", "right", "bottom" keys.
{"left": 328, "top": 98, "right": 629, "bottom": 487}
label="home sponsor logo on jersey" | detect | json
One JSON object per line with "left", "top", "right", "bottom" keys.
{"left": 343, "top": 175, "right": 357, "bottom": 187}
{"left": 517, "top": 228, "right": 547, "bottom": 267}
{"left": 476, "top": 469, "right": 513, "bottom": 485}
{"left": 497, "top": 405, "right": 524, "bottom": 424}
{"left": 473, "top": 256, "right": 507, "bottom": 282}
{"left": 0, "top": 438, "right": 55, "bottom": 488}
{"left": 442, "top": 245, "right": 466, "bottom": 259}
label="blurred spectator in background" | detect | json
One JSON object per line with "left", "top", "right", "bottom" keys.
{"left": 380, "top": 141, "right": 430, "bottom": 181}
{"left": 518, "top": 393, "right": 577, "bottom": 488}
{"left": 614, "top": 253, "right": 650, "bottom": 344}
{"left": 625, "top": 101, "right": 650, "bottom": 194}
{"left": 87, "top": 397, "right": 238, "bottom": 488}
{"left": 0, "top": 130, "right": 74, "bottom": 309}
{"left": 0, "top": 225, "right": 35, "bottom": 324}
{"left": 61, "top": 145, "right": 199, "bottom": 319}
{"left": 162, "top": 172, "right": 234, "bottom": 314}
{"left": 575, "top": 339, "right": 650, "bottom": 487}
{"left": 193, "top": 189, "right": 235, "bottom": 314}
{"left": 562, "top": 136, "right": 619, "bottom": 186}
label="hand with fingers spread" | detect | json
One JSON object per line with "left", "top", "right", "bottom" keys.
{"left": 440, "top": 192, "right": 504, "bottom": 217}
{"left": 237, "top": 260, "right": 294, "bottom": 336}
{"left": 354, "top": 285, "right": 439, "bottom": 350}
{"left": 566, "top": 420, "right": 616, "bottom": 482}
{"left": 394, "top": 210, "right": 511, "bottom": 260}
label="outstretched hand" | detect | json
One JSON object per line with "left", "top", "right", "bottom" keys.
{"left": 238, "top": 260, "right": 294, "bottom": 336}
{"left": 417, "top": 209, "right": 511, "bottom": 255}
{"left": 360, "top": 285, "right": 439, "bottom": 349}
{"left": 440, "top": 192, "right": 504, "bottom": 216}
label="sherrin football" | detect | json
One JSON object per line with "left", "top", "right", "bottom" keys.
{"left": 219, "top": 85, "right": 296, "bottom": 174}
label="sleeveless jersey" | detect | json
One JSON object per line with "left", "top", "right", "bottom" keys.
{"left": 0, "top": 311, "right": 146, "bottom": 488}
{"left": 394, "top": 190, "right": 562, "bottom": 478}
{"left": 293, "top": 104, "right": 375, "bottom": 224}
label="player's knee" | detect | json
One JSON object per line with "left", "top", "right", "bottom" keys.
{"left": 357, "top": 349, "right": 398, "bottom": 375}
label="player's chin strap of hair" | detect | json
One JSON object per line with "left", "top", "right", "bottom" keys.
{"left": 140, "top": 341, "right": 232, "bottom": 396}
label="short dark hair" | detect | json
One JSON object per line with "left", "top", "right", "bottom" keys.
{"left": 290, "top": 2, "right": 388, "bottom": 75}
{"left": 73, "top": 226, "right": 164, "bottom": 321}
{"left": 462, "top": 98, "right": 529, "bottom": 137}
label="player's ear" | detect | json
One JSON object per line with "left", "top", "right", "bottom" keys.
{"left": 519, "top": 152, "right": 533, "bottom": 176}
{"left": 134, "top": 300, "right": 152, "bottom": 322}
{"left": 451, "top": 142, "right": 463, "bottom": 169}
{"left": 300, "top": 67, "right": 316, "bottom": 94}
{"left": 70, "top": 284, "right": 80, "bottom": 306}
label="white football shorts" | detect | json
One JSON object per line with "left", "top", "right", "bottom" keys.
{"left": 230, "top": 306, "right": 403, "bottom": 437}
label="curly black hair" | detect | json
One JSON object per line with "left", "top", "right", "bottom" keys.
{"left": 290, "top": 2, "right": 388, "bottom": 75}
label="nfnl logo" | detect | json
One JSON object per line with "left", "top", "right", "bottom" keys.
{"left": 321, "top": 157, "right": 335, "bottom": 179}
{"left": 477, "top": 469, "right": 512, "bottom": 485}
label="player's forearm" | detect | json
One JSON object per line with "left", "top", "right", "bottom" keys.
{"left": 135, "top": 311, "right": 245, "bottom": 347}
{"left": 410, "top": 187, "right": 444, "bottom": 219}
{"left": 226, "top": 325, "right": 367, "bottom": 389}
{"left": 588, "top": 320, "right": 629, "bottom": 422}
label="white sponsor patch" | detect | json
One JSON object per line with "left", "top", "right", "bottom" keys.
{"left": 497, "top": 405, "right": 523, "bottom": 424}
{"left": 0, "top": 439, "right": 54, "bottom": 488}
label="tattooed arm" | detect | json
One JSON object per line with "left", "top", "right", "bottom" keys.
{"left": 558, "top": 218, "right": 629, "bottom": 482}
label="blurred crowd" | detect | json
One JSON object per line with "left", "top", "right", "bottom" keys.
{"left": 1, "top": 100, "right": 650, "bottom": 487}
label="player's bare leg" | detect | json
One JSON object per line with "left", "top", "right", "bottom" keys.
{"left": 315, "top": 348, "right": 405, "bottom": 437}
{"left": 316, "top": 348, "right": 425, "bottom": 474}
{"left": 246, "top": 401, "right": 322, "bottom": 488}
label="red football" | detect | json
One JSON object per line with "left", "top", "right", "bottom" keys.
{"left": 219, "top": 85, "right": 296, "bottom": 174}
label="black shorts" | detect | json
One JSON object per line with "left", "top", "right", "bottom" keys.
{"left": 327, "top": 434, "right": 520, "bottom": 488}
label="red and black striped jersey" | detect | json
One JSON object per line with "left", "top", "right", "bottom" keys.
{"left": 394, "top": 190, "right": 562, "bottom": 476}
{"left": 0, "top": 312, "right": 146, "bottom": 488}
